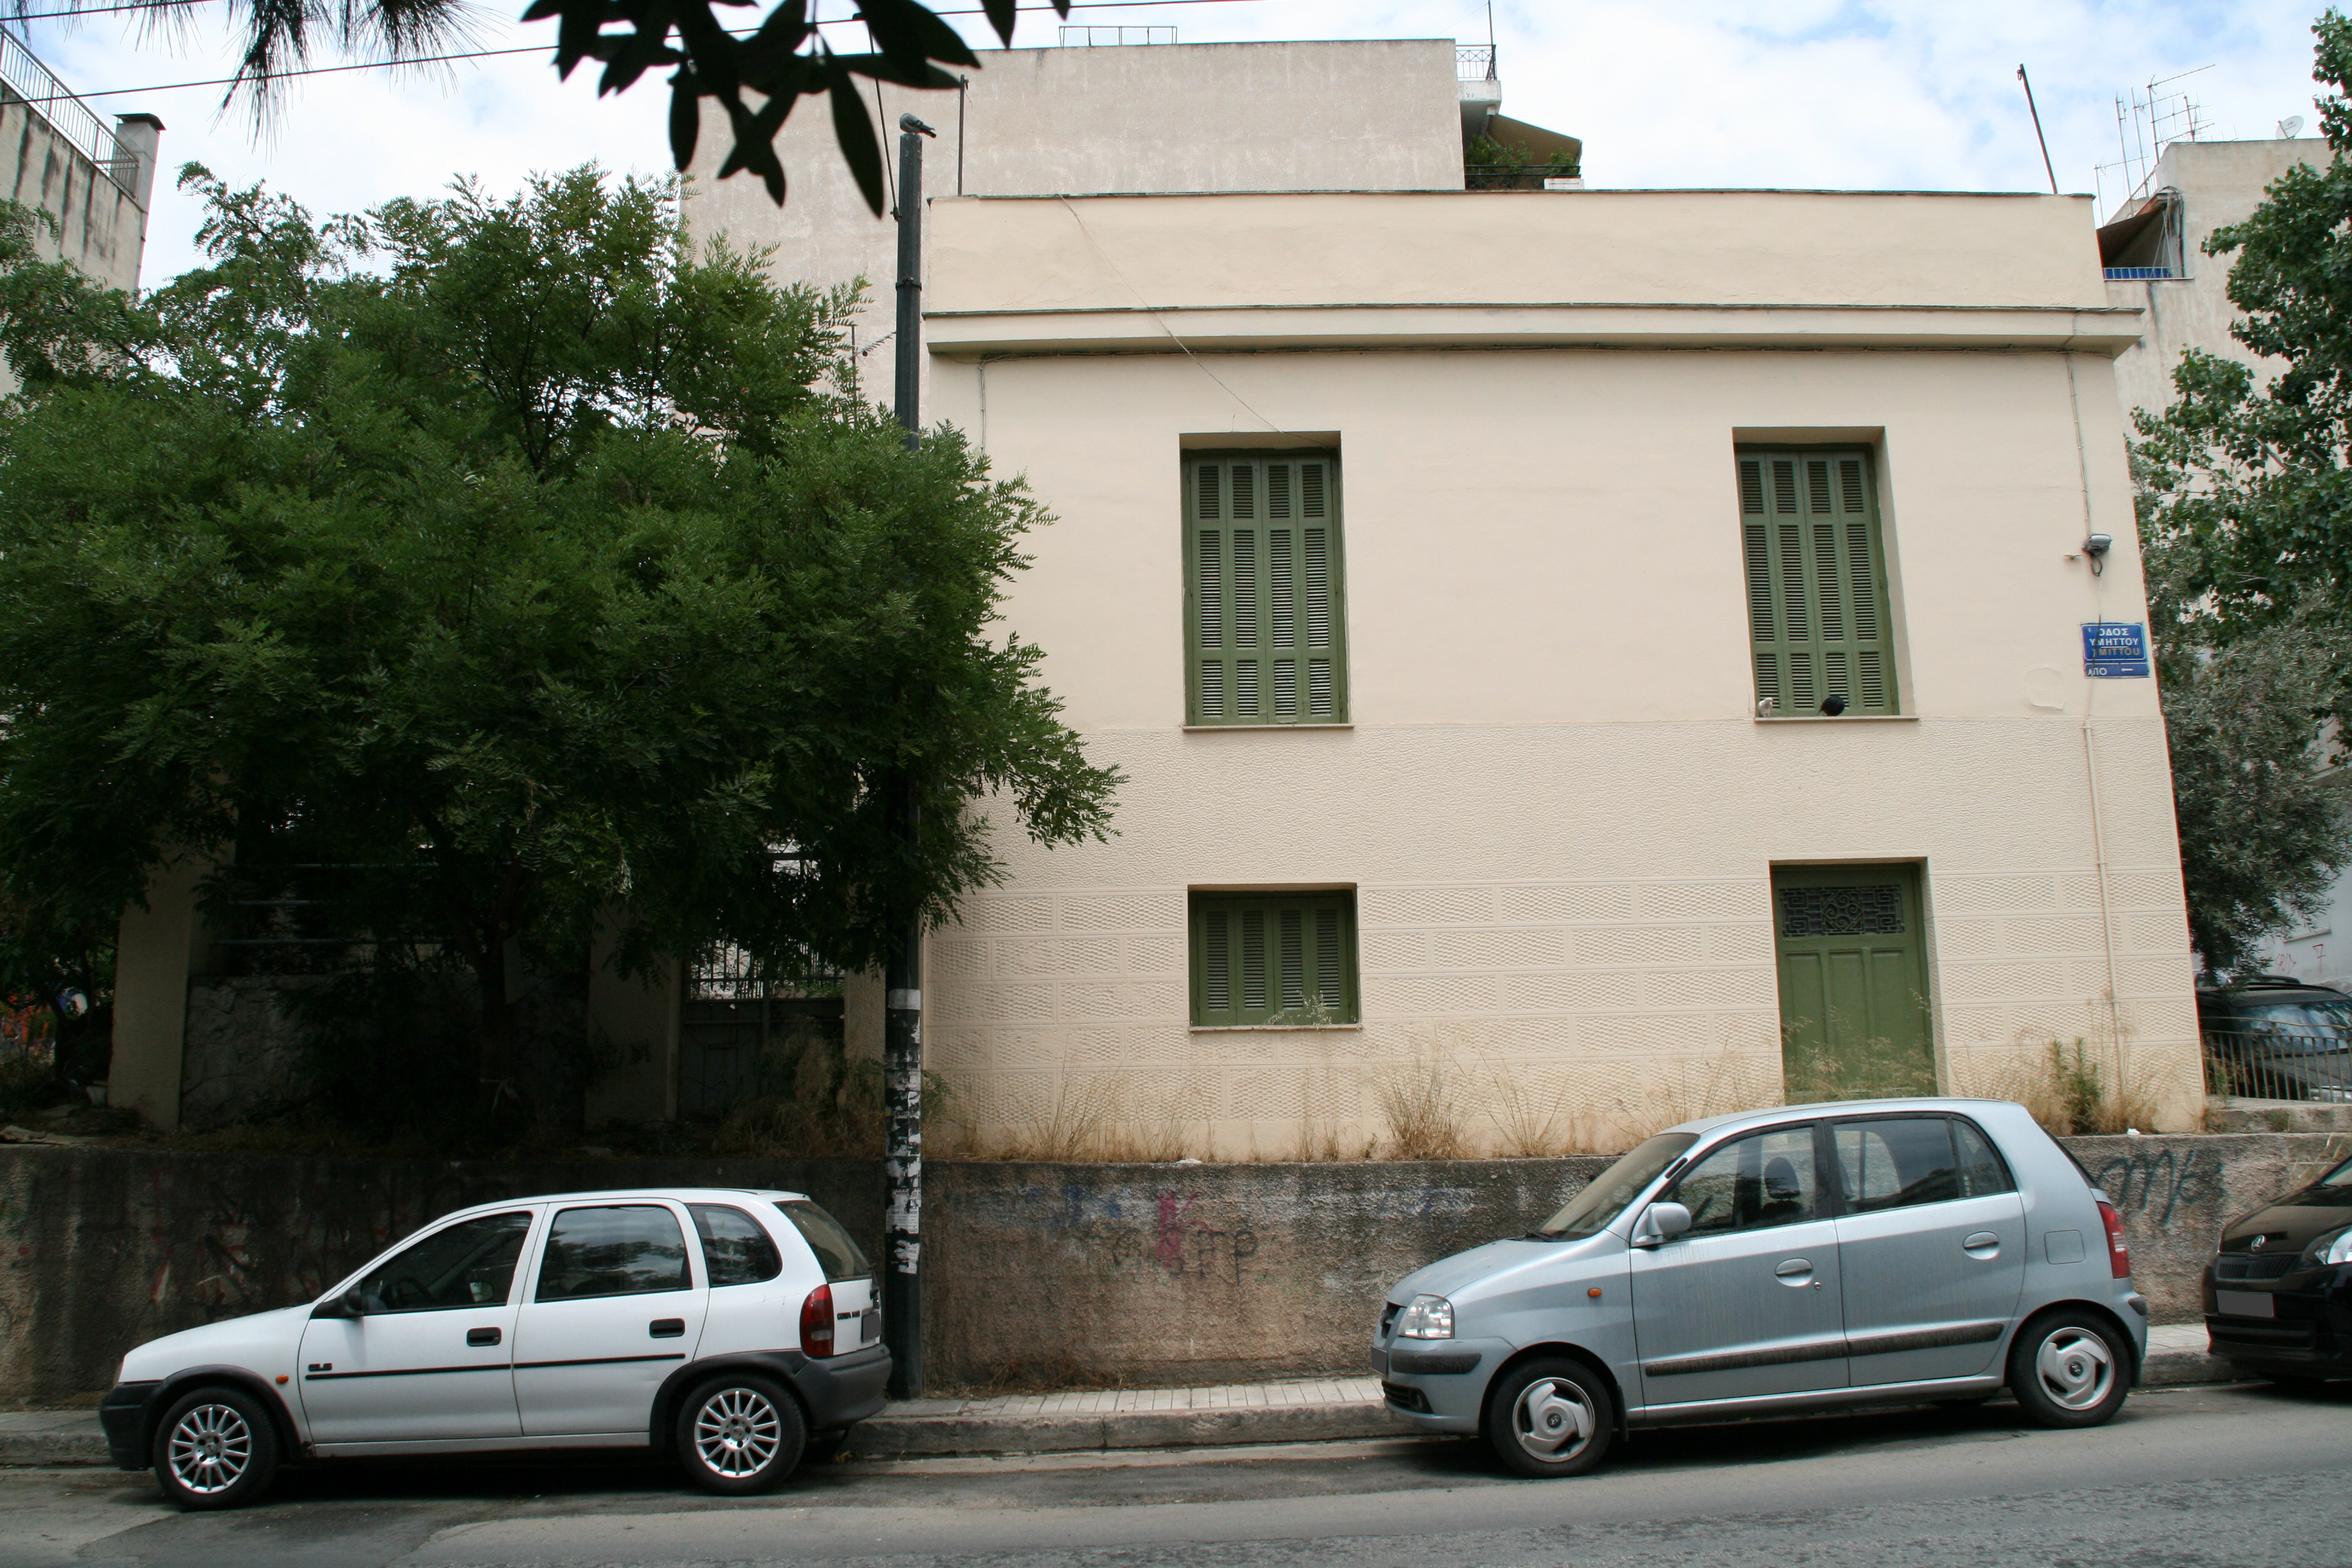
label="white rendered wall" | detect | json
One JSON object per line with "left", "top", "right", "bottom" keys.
{"left": 679, "top": 39, "right": 1466, "bottom": 350}
{"left": 918, "top": 334, "right": 2201, "bottom": 1155}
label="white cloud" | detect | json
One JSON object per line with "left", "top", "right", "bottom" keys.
{"left": 10, "top": 0, "right": 2334, "bottom": 286}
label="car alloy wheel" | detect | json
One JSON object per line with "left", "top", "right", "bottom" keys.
{"left": 167, "top": 1402, "right": 252, "bottom": 1494}
{"left": 695, "top": 1387, "right": 784, "bottom": 1478}
{"left": 1485, "top": 1357, "right": 1615, "bottom": 1479}
{"left": 675, "top": 1373, "right": 805, "bottom": 1495}
{"left": 2006, "top": 1310, "right": 2129, "bottom": 1428}
{"left": 1515, "top": 1377, "right": 1595, "bottom": 1460}
{"left": 2033, "top": 1326, "right": 2114, "bottom": 1411}
{"left": 151, "top": 1386, "right": 280, "bottom": 1510}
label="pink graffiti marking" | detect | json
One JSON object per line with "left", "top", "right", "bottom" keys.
{"left": 1154, "top": 1194, "right": 1195, "bottom": 1272}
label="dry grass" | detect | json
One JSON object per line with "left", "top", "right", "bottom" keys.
{"left": 1950, "top": 1034, "right": 2161, "bottom": 1137}
{"left": 1375, "top": 1057, "right": 1469, "bottom": 1160}
{"left": 948, "top": 1071, "right": 1202, "bottom": 1163}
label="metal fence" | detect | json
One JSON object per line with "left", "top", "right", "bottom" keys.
{"left": 1465, "top": 162, "right": 1581, "bottom": 191}
{"left": 2204, "top": 1025, "right": 2352, "bottom": 1103}
{"left": 0, "top": 27, "right": 123, "bottom": 181}
{"left": 1458, "top": 44, "right": 1496, "bottom": 82}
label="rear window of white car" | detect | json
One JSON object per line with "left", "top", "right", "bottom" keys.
{"left": 779, "top": 1201, "right": 870, "bottom": 1282}
{"left": 690, "top": 1203, "right": 783, "bottom": 1287}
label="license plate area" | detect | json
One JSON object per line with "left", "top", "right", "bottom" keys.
{"left": 2216, "top": 1289, "right": 2276, "bottom": 1318}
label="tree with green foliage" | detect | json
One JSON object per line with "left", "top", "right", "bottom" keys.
{"left": 106, "top": 0, "right": 1070, "bottom": 214}
{"left": 2132, "top": 11, "right": 2352, "bottom": 977}
{"left": 0, "top": 164, "right": 1119, "bottom": 1125}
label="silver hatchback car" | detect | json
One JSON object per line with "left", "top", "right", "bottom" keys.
{"left": 1374, "top": 1098, "right": 2147, "bottom": 1477}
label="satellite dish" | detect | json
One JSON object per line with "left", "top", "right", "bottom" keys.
{"left": 2279, "top": 115, "right": 2307, "bottom": 138}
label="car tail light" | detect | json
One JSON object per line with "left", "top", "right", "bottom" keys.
{"left": 800, "top": 1283, "right": 835, "bottom": 1357}
{"left": 2097, "top": 1200, "right": 2131, "bottom": 1279}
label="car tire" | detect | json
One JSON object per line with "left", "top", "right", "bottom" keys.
{"left": 151, "top": 1385, "right": 280, "bottom": 1511}
{"left": 675, "top": 1373, "right": 806, "bottom": 1495}
{"left": 2007, "top": 1312, "right": 2130, "bottom": 1428}
{"left": 1483, "top": 1358, "right": 1614, "bottom": 1479}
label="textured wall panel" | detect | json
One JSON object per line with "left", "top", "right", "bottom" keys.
{"left": 924, "top": 718, "right": 2200, "bottom": 1153}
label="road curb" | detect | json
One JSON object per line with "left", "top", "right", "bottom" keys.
{"left": 2142, "top": 1342, "right": 2232, "bottom": 1388}
{"left": 0, "top": 1339, "right": 2242, "bottom": 1469}
{"left": 840, "top": 1399, "right": 1411, "bottom": 1458}
{"left": 0, "top": 1417, "right": 109, "bottom": 1468}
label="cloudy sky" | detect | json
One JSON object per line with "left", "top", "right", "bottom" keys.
{"left": 10, "top": 0, "right": 2333, "bottom": 285}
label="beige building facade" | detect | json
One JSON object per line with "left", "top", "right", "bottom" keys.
{"left": 881, "top": 183, "right": 2201, "bottom": 1155}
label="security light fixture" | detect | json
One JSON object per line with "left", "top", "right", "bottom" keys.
{"left": 2083, "top": 533, "right": 2112, "bottom": 576}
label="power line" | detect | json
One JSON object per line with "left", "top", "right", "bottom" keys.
{"left": 1, "top": 0, "right": 1258, "bottom": 36}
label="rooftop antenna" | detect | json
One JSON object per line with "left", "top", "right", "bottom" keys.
{"left": 2017, "top": 65, "right": 2059, "bottom": 195}
{"left": 1486, "top": 0, "right": 1495, "bottom": 47}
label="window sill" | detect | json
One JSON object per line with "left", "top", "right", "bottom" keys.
{"left": 1753, "top": 714, "right": 1918, "bottom": 724}
{"left": 1189, "top": 1023, "right": 1365, "bottom": 1032}
{"left": 1182, "top": 724, "right": 1355, "bottom": 732}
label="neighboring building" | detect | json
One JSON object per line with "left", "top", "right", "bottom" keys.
{"left": 0, "top": 27, "right": 163, "bottom": 391}
{"left": 2100, "top": 137, "right": 2318, "bottom": 423}
{"left": 665, "top": 37, "right": 2204, "bottom": 1152}
{"left": 2096, "top": 139, "right": 2352, "bottom": 993}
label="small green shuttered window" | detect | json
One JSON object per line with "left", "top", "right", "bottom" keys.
{"left": 1190, "top": 892, "right": 1359, "bottom": 1027}
{"left": 1184, "top": 452, "right": 1347, "bottom": 725}
{"left": 1738, "top": 449, "right": 1900, "bottom": 716}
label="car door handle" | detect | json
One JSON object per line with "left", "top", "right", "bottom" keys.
{"left": 649, "top": 1318, "right": 685, "bottom": 1339}
{"left": 466, "top": 1327, "right": 501, "bottom": 1347}
{"left": 1774, "top": 1258, "right": 1813, "bottom": 1280}
{"left": 1962, "top": 1232, "right": 2002, "bottom": 1257}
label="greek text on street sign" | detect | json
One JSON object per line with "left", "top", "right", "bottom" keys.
{"left": 2082, "top": 622, "right": 2151, "bottom": 679}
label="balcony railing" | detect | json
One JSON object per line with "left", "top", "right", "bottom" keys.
{"left": 2204, "top": 1025, "right": 2352, "bottom": 1103}
{"left": 0, "top": 26, "right": 124, "bottom": 182}
{"left": 1060, "top": 25, "right": 1175, "bottom": 45}
{"left": 2104, "top": 266, "right": 2177, "bottom": 281}
{"left": 1458, "top": 44, "right": 1497, "bottom": 82}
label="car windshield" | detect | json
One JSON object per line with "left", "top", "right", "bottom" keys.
{"left": 2321, "top": 1156, "right": 2352, "bottom": 1189}
{"left": 1537, "top": 1133, "right": 1699, "bottom": 1240}
{"left": 2232, "top": 1001, "right": 2352, "bottom": 1054}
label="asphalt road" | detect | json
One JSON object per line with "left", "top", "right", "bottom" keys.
{"left": 5, "top": 1382, "right": 2350, "bottom": 1568}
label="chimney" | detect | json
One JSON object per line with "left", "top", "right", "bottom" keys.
{"left": 113, "top": 113, "right": 164, "bottom": 210}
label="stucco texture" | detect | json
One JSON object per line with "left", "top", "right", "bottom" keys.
{"left": 918, "top": 337, "right": 2196, "bottom": 1157}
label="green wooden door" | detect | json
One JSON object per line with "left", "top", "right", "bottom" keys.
{"left": 1772, "top": 864, "right": 1934, "bottom": 1101}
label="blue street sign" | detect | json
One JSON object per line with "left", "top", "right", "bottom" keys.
{"left": 2082, "top": 621, "right": 2151, "bottom": 678}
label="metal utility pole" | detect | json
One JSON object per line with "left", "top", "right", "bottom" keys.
{"left": 884, "top": 111, "right": 935, "bottom": 1401}
{"left": 2017, "top": 65, "right": 2060, "bottom": 196}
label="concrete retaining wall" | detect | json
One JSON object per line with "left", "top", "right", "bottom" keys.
{"left": 2, "top": 1133, "right": 2344, "bottom": 1403}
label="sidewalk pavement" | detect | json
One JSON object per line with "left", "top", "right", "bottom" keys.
{"left": 0, "top": 1324, "right": 2235, "bottom": 1468}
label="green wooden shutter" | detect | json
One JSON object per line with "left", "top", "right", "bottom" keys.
{"left": 1739, "top": 449, "right": 1898, "bottom": 716}
{"left": 1190, "top": 892, "right": 1358, "bottom": 1025}
{"left": 1185, "top": 452, "right": 1347, "bottom": 725}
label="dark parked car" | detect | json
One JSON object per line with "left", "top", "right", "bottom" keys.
{"left": 2197, "top": 976, "right": 2352, "bottom": 1102}
{"left": 2204, "top": 1152, "right": 2352, "bottom": 1387}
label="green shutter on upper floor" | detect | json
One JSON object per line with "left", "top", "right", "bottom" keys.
{"left": 1184, "top": 452, "right": 1348, "bottom": 725}
{"left": 1738, "top": 449, "right": 1900, "bottom": 716}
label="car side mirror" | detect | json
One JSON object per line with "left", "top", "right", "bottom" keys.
{"left": 1632, "top": 1201, "right": 1693, "bottom": 1249}
{"left": 313, "top": 1288, "right": 367, "bottom": 1319}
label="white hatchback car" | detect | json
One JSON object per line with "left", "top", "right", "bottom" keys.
{"left": 97, "top": 1187, "right": 889, "bottom": 1509}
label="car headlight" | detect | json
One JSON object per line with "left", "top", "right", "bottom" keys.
{"left": 1396, "top": 1293, "right": 1454, "bottom": 1339}
{"left": 2308, "top": 1227, "right": 2352, "bottom": 1267}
